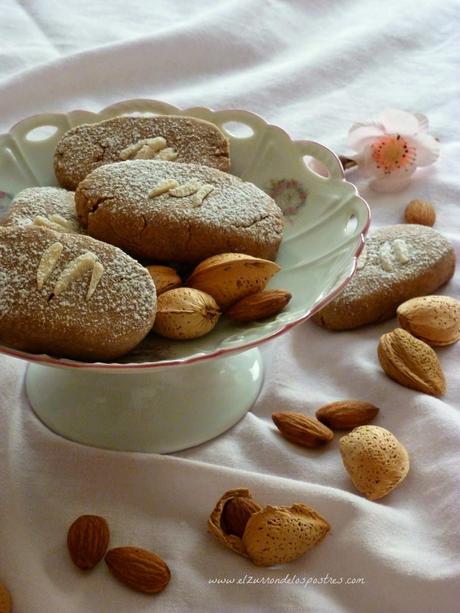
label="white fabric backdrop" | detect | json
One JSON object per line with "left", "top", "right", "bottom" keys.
{"left": 0, "top": 1, "right": 459, "bottom": 611}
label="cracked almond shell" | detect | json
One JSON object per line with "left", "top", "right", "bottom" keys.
{"left": 208, "top": 489, "right": 330, "bottom": 566}
{"left": 208, "top": 488, "right": 260, "bottom": 557}
{"left": 339, "top": 425, "right": 409, "bottom": 500}
{"left": 378, "top": 328, "right": 446, "bottom": 396}
{"left": 242, "top": 504, "right": 330, "bottom": 566}
{"left": 187, "top": 253, "right": 280, "bottom": 310}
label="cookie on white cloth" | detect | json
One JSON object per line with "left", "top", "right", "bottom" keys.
{"left": 312, "top": 224, "right": 456, "bottom": 330}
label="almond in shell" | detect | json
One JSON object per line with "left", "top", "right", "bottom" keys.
{"left": 316, "top": 401, "right": 379, "bottom": 430}
{"left": 67, "top": 514, "right": 110, "bottom": 570}
{"left": 397, "top": 295, "right": 460, "bottom": 347}
{"left": 105, "top": 546, "right": 171, "bottom": 594}
{"left": 339, "top": 425, "right": 410, "bottom": 500}
{"left": 221, "top": 496, "right": 263, "bottom": 537}
{"left": 272, "top": 412, "right": 334, "bottom": 448}
{"left": 378, "top": 328, "right": 446, "bottom": 396}
{"left": 404, "top": 199, "right": 436, "bottom": 226}
{"left": 153, "top": 287, "right": 220, "bottom": 339}
{"left": 226, "top": 289, "right": 291, "bottom": 322}
{"left": 187, "top": 253, "right": 280, "bottom": 310}
{"left": 208, "top": 488, "right": 261, "bottom": 557}
{"left": 145, "top": 265, "right": 181, "bottom": 295}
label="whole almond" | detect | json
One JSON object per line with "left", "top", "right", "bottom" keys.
{"left": 378, "top": 328, "right": 446, "bottom": 396}
{"left": 187, "top": 253, "right": 281, "bottom": 310}
{"left": 0, "top": 581, "right": 12, "bottom": 613}
{"left": 272, "top": 412, "right": 333, "bottom": 448}
{"left": 221, "top": 496, "right": 263, "bottom": 537}
{"left": 339, "top": 425, "right": 410, "bottom": 500}
{"left": 316, "top": 401, "right": 379, "bottom": 430}
{"left": 153, "top": 287, "right": 221, "bottom": 339}
{"left": 145, "top": 265, "right": 181, "bottom": 295}
{"left": 226, "top": 289, "right": 291, "bottom": 322}
{"left": 105, "top": 547, "right": 171, "bottom": 594}
{"left": 404, "top": 199, "right": 436, "bottom": 226}
{"left": 397, "top": 295, "right": 460, "bottom": 346}
{"left": 67, "top": 514, "right": 110, "bottom": 570}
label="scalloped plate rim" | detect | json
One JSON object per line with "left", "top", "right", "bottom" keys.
{"left": 0, "top": 100, "right": 371, "bottom": 371}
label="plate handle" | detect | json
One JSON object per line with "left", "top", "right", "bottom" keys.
{"left": 296, "top": 140, "right": 344, "bottom": 181}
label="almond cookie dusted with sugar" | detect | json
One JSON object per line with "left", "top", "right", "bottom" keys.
{"left": 75, "top": 160, "right": 284, "bottom": 262}
{"left": 54, "top": 115, "right": 230, "bottom": 190}
{"left": 2, "top": 186, "right": 81, "bottom": 233}
{"left": 312, "top": 224, "right": 455, "bottom": 330}
{"left": 0, "top": 226, "right": 156, "bottom": 361}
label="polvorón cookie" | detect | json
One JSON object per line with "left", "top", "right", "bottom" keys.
{"left": 0, "top": 226, "right": 156, "bottom": 361}
{"left": 54, "top": 115, "right": 230, "bottom": 189}
{"left": 312, "top": 224, "right": 455, "bottom": 330}
{"left": 75, "top": 159, "right": 284, "bottom": 262}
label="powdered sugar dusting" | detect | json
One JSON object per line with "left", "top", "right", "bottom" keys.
{"left": 334, "top": 225, "right": 454, "bottom": 305}
{"left": 54, "top": 115, "right": 230, "bottom": 189}
{"left": 2, "top": 187, "right": 80, "bottom": 232}
{"left": 76, "top": 159, "right": 284, "bottom": 262}
{"left": 0, "top": 226, "right": 156, "bottom": 359}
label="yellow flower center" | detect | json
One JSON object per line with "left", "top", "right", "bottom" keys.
{"left": 371, "top": 135, "right": 416, "bottom": 174}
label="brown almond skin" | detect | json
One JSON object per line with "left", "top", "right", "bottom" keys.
{"left": 0, "top": 581, "right": 12, "bottom": 613}
{"left": 67, "top": 514, "right": 110, "bottom": 570}
{"left": 316, "top": 401, "right": 379, "bottom": 430}
{"left": 272, "top": 412, "right": 333, "bottom": 448}
{"left": 226, "top": 290, "right": 291, "bottom": 322}
{"left": 221, "top": 497, "right": 263, "bottom": 537}
{"left": 105, "top": 546, "right": 171, "bottom": 594}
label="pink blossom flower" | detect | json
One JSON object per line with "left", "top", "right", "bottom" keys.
{"left": 347, "top": 109, "right": 440, "bottom": 192}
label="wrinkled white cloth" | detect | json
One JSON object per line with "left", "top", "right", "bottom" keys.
{"left": 0, "top": 1, "right": 459, "bottom": 612}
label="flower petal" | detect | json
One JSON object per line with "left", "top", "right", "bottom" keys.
{"left": 378, "top": 108, "right": 419, "bottom": 136}
{"left": 369, "top": 174, "right": 414, "bottom": 192}
{"left": 347, "top": 122, "right": 385, "bottom": 151}
{"left": 414, "top": 113, "right": 429, "bottom": 132}
{"left": 408, "top": 133, "right": 440, "bottom": 166}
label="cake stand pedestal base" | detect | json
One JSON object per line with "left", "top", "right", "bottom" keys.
{"left": 25, "top": 348, "right": 264, "bottom": 453}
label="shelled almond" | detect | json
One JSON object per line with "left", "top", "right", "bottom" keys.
{"left": 272, "top": 412, "right": 334, "bottom": 448}
{"left": 316, "top": 401, "right": 379, "bottom": 430}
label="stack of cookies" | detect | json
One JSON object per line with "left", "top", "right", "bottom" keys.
{"left": 0, "top": 115, "right": 284, "bottom": 361}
